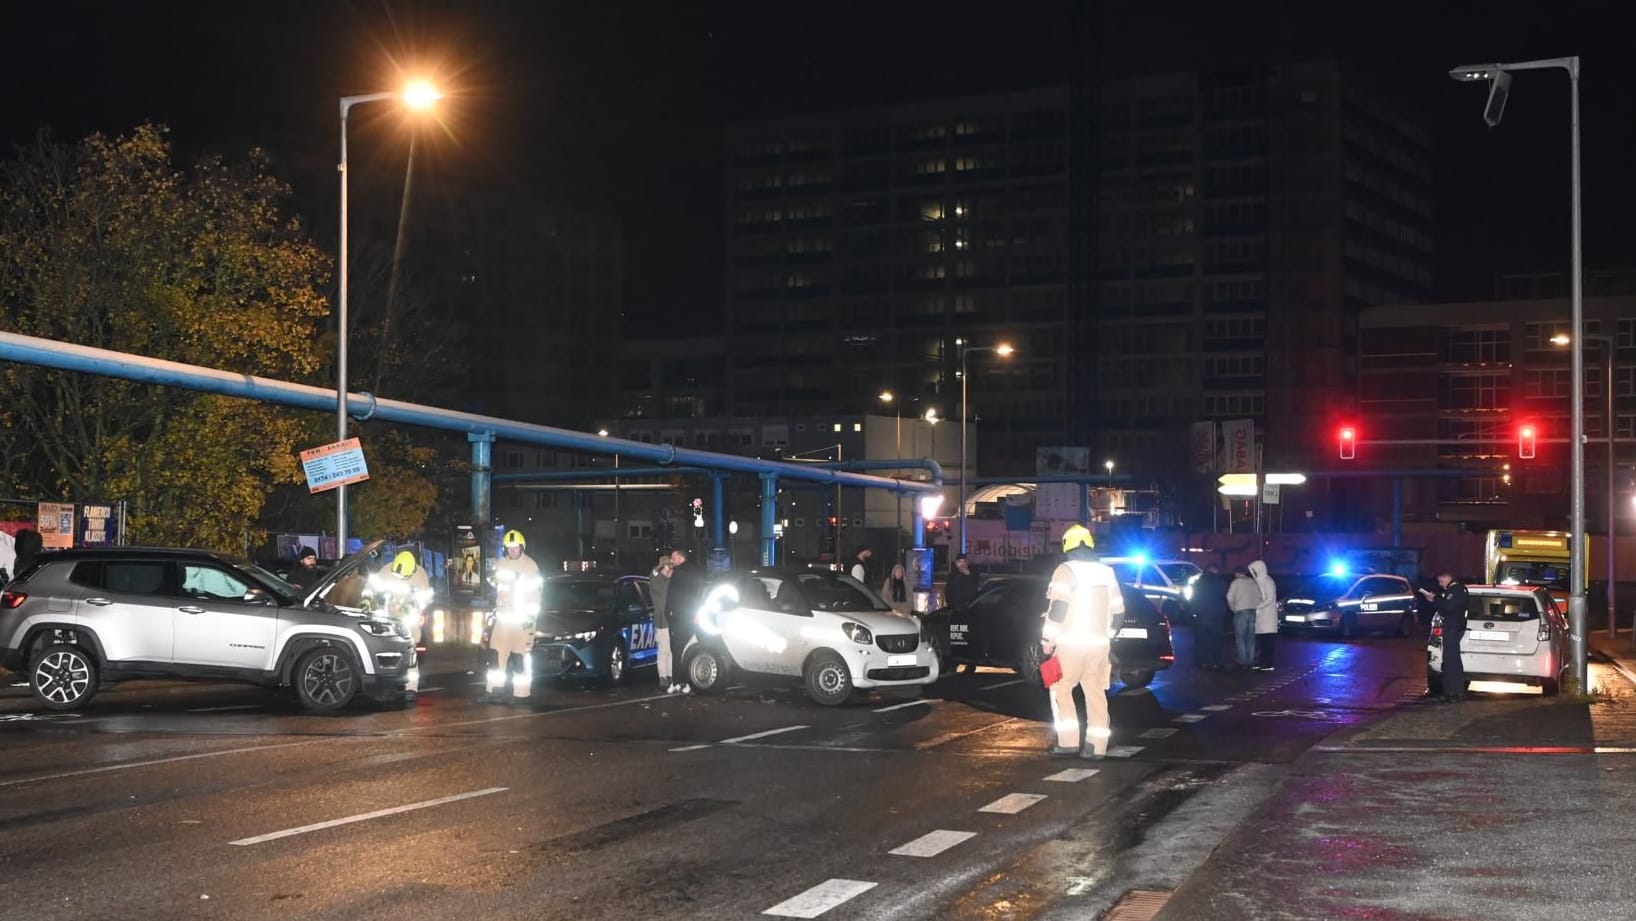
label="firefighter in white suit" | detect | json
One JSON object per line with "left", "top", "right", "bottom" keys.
{"left": 486, "top": 530, "right": 543, "bottom": 703}
{"left": 1040, "top": 525, "right": 1123, "bottom": 759}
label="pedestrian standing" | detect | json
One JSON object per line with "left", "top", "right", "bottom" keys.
{"left": 1249, "top": 560, "right": 1279, "bottom": 672}
{"left": 880, "top": 564, "right": 910, "bottom": 614}
{"left": 665, "top": 548, "right": 705, "bottom": 694}
{"left": 1192, "top": 564, "right": 1230, "bottom": 670}
{"left": 650, "top": 553, "right": 676, "bottom": 692}
{"left": 849, "top": 547, "right": 873, "bottom": 585}
{"left": 1040, "top": 524, "right": 1123, "bottom": 760}
{"left": 946, "top": 554, "right": 980, "bottom": 609}
{"left": 1226, "top": 566, "right": 1262, "bottom": 671}
{"left": 1421, "top": 569, "right": 1470, "bottom": 702}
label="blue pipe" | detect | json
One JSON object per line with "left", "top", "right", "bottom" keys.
{"left": 493, "top": 466, "right": 704, "bottom": 483}
{"left": 469, "top": 433, "right": 494, "bottom": 526}
{"left": 812, "top": 457, "right": 945, "bottom": 484}
{"left": 759, "top": 474, "right": 778, "bottom": 566}
{"left": 0, "top": 331, "right": 935, "bottom": 496}
{"left": 712, "top": 475, "right": 726, "bottom": 551}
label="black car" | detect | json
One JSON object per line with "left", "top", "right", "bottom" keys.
{"left": 520, "top": 575, "right": 659, "bottom": 685}
{"left": 922, "top": 576, "right": 1175, "bottom": 689}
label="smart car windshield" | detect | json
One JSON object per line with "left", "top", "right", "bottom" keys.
{"left": 793, "top": 572, "right": 890, "bottom": 612}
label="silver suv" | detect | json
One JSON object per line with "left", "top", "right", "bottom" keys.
{"left": 0, "top": 540, "right": 416, "bottom": 712}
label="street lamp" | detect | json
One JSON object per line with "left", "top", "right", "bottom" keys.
{"left": 1104, "top": 459, "right": 1116, "bottom": 519}
{"left": 957, "top": 339, "right": 1015, "bottom": 553}
{"left": 879, "top": 390, "right": 902, "bottom": 554}
{"left": 336, "top": 80, "right": 443, "bottom": 552}
{"left": 1554, "top": 333, "right": 1618, "bottom": 636}
{"left": 1452, "top": 56, "right": 1585, "bottom": 689}
{"left": 598, "top": 429, "right": 620, "bottom": 568}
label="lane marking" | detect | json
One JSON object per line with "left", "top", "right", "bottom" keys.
{"left": 873, "top": 699, "right": 933, "bottom": 713}
{"left": 914, "top": 717, "right": 1021, "bottom": 750}
{"left": 980, "top": 678, "right": 1026, "bottom": 691}
{"left": 721, "top": 725, "right": 809, "bottom": 744}
{"left": 0, "top": 741, "right": 317, "bottom": 789}
{"left": 1316, "top": 744, "right": 1636, "bottom": 755}
{"left": 1139, "top": 728, "right": 1178, "bottom": 739}
{"left": 1106, "top": 745, "right": 1144, "bottom": 758}
{"left": 417, "top": 687, "right": 444, "bottom": 693}
{"left": 391, "top": 693, "right": 670, "bottom": 733}
{"left": 230, "top": 786, "right": 508, "bottom": 846}
{"left": 186, "top": 705, "right": 260, "bottom": 713}
{"left": 1173, "top": 714, "right": 1207, "bottom": 723}
{"left": 889, "top": 829, "right": 976, "bottom": 857}
{"left": 1044, "top": 767, "right": 1100, "bottom": 783}
{"left": 669, "top": 744, "right": 712, "bottom": 753}
{"left": 1201, "top": 704, "right": 1232, "bottom": 711}
{"left": 979, "top": 792, "right": 1046, "bottom": 814}
{"left": 764, "top": 879, "right": 878, "bottom": 918}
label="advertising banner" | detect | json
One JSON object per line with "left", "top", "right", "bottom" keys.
{"left": 1221, "top": 419, "right": 1256, "bottom": 474}
{"left": 1190, "top": 421, "right": 1216, "bottom": 474}
{"left": 300, "top": 438, "right": 371, "bottom": 494}
{"left": 37, "top": 502, "right": 75, "bottom": 549}
{"left": 78, "top": 504, "right": 114, "bottom": 547}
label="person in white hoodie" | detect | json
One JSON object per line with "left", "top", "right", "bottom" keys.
{"left": 1226, "top": 566, "right": 1261, "bottom": 670}
{"left": 1249, "top": 560, "right": 1279, "bottom": 672}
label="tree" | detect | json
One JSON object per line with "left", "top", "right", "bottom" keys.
{"left": 0, "top": 125, "right": 331, "bottom": 550}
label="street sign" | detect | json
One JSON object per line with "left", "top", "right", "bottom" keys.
{"left": 1217, "top": 473, "right": 1257, "bottom": 496}
{"left": 1262, "top": 483, "right": 1281, "bottom": 505}
{"left": 300, "top": 438, "right": 370, "bottom": 494}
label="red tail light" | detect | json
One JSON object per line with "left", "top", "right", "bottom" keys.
{"left": 0, "top": 591, "right": 26, "bottom": 609}
{"left": 1159, "top": 654, "right": 1175, "bottom": 662}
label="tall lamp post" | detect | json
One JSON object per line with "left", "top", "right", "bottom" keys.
{"left": 336, "top": 80, "right": 442, "bottom": 553}
{"left": 880, "top": 390, "right": 901, "bottom": 554}
{"left": 958, "top": 340, "right": 1015, "bottom": 554}
{"left": 1451, "top": 56, "right": 1584, "bottom": 687}
{"left": 1555, "top": 332, "right": 1618, "bottom": 636}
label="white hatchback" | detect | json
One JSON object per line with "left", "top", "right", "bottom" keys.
{"left": 682, "top": 568, "right": 940, "bottom": 705}
{"left": 1427, "top": 585, "right": 1570, "bottom": 696}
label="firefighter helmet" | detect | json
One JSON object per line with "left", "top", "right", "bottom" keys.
{"left": 1061, "top": 524, "right": 1095, "bottom": 553}
{"left": 502, "top": 529, "right": 527, "bottom": 549}
{"left": 390, "top": 550, "right": 417, "bottom": 577}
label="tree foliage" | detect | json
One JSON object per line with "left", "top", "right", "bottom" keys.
{"left": 0, "top": 125, "right": 330, "bottom": 550}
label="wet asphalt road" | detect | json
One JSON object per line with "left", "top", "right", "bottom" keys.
{"left": 0, "top": 630, "right": 1430, "bottom": 921}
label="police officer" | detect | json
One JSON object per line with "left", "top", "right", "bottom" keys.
{"left": 1040, "top": 525, "right": 1124, "bottom": 760}
{"left": 1420, "top": 569, "right": 1469, "bottom": 702}
{"left": 486, "top": 530, "right": 543, "bottom": 704}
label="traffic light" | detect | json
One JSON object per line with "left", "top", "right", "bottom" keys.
{"left": 1518, "top": 423, "right": 1537, "bottom": 460}
{"left": 1337, "top": 425, "right": 1357, "bottom": 460}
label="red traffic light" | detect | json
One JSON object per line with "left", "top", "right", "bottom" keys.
{"left": 1337, "top": 425, "right": 1357, "bottom": 460}
{"left": 1518, "top": 423, "right": 1537, "bottom": 460}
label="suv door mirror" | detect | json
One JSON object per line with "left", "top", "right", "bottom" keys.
{"left": 242, "top": 588, "right": 274, "bottom": 605}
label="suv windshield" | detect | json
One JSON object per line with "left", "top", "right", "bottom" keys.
{"left": 544, "top": 581, "right": 616, "bottom": 612}
{"left": 1494, "top": 561, "right": 1569, "bottom": 592}
{"left": 792, "top": 572, "right": 890, "bottom": 613}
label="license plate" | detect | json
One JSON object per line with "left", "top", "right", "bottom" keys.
{"left": 1284, "top": 615, "right": 1307, "bottom": 623}
{"left": 1115, "top": 627, "right": 1148, "bottom": 639}
{"left": 1468, "top": 629, "right": 1509, "bottom": 642}
{"left": 887, "top": 654, "right": 916, "bottom": 667}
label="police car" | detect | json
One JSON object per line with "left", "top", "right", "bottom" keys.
{"left": 1102, "top": 556, "right": 1200, "bottom": 623}
{"left": 529, "top": 574, "right": 659, "bottom": 685}
{"left": 1277, "top": 570, "right": 1418, "bottom": 637}
{"left": 1427, "top": 585, "right": 1569, "bottom": 697}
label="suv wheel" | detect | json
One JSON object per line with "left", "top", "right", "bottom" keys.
{"left": 293, "top": 647, "right": 359, "bottom": 713}
{"left": 803, "top": 650, "right": 854, "bottom": 706}
{"left": 686, "top": 646, "right": 729, "bottom": 694}
{"left": 604, "top": 640, "right": 628, "bottom": 686}
{"left": 31, "top": 644, "right": 98, "bottom": 711}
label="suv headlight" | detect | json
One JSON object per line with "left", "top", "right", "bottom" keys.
{"left": 842, "top": 622, "right": 873, "bottom": 645}
{"left": 357, "top": 620, "right": 399, "bottom": 637}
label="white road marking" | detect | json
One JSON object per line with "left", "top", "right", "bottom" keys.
{"left": 764, "top": 879, "right": 879, "bottom": 918}
{"left": 1201, "top": 704, "right": 1232, "bottom": 711}
{"left": 417, "top": 687, "right": 444, "bottom": 693}
{"left": 186, "top": 705, "right": 260, "bottom": 713}
{"left": 1105, "top": 745, "right": 1144, "bottom": 758}
{"left": 0, "top": 741, "right": 317, "bottom": 789}
{"left": 889, "top": 829, "right": 977, "bottom": 857}
{"left": 1044, "top": 768, "right": 1100, "bottom": 783}
{"left": 393, "top": 693, "right": 670, "bottom": 733}
{"left": 1173, "top": 714, "right": 1207, "bottom": 723}
{"left": 873, "top": 699, "right": 933, "bottom": 713}
{"left": 229, "top": 787, "right": 508, "bottom": 846}
{"left": 721, "top": 725, "right": 809, "bottom": 744}
{"left": 980, "top": 678, "right": 1026, "bottom": 691}
{"left": 1139, "top": 728, "right": 1178, "bottom": 739}
{"left": 979, "top": 792, "right": 1047, "bottom": 814}
{"left": 669, "top": 744, "right": 712, "bottom": 753}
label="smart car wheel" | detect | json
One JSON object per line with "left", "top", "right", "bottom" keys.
{"left": 686, "top": 647, "right": 728, "bottom": 694}
{"left": 1396, "top": 614, "right": 1415, "bottom": 638}
{"left": 604, "top": 640, "right": 628, "bottom": 686}
{"left": 294, "top": 647, "right": 359, "bottom": 713}
{"left": 803, "top": 650, "right": 854, "bottom": 706}
{"left": 31, "top": 644, "right": 99, "bottom": 711}
{"left": 1120, "top": 669, "right": 1155, "bottom": 689}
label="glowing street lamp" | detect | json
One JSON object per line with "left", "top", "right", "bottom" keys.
{"left": 957, "top": 339, "right": 1015, "bottom": 553}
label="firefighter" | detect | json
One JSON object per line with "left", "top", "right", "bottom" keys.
{"left": 1040, "top": 524, "right": 1124, "bottom": 760}
{"left": 485, "top": 529, "right": 543, "bottom": 703}
{"left": 367, "top": 550, "right": 434, "bottom": 647}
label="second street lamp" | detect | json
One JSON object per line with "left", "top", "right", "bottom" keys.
{"left": 336, "top": 79, "right": 442, "bottom": 553}
{"left": 1555, "top": 332, "right": 1618, "bottom": 637}
{"left": 957, "top": 339, "right": 1014, "bottom": 554}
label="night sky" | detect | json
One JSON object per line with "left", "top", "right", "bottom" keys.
{"left": 6, "top": 1, "right": 1636, "bottom": 330}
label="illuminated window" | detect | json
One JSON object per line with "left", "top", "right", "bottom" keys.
{"left": 914, "top": 159, "right": 947, "bottom": 175}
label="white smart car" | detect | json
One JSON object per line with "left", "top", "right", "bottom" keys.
{"left": 682, "top": 568, "right": 940, "bottom": 705}
{"left": 1427, "top": 585, "right": 1570, "bottom": 696}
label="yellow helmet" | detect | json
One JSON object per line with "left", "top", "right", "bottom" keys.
{"left": 391, "top": 550, "right": 417, "bottom": 577}
{"left": 1062, "top": 524, "right": 1095, "bottom": 553}
{"left": 503, "top": 529, "right": 527, "bottom": 549}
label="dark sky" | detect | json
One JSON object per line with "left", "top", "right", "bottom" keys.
{"left": 6, "top": 1, "right": 1636, "bottom": 328}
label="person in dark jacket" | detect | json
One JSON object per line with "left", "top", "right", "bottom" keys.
{"left": 11, "top": 529, "right": 42, "bottom": 582}
{"left": 287, "top": 546, "right": 323, "bottom": 591}
{"left": 946, "top": 555, "right": 980, "bottom": 609}
{"left": 1191, "top": 564, "right": 1231, "bottom": 670}
{"left": 1421, "top": 570, "right": 1470, "bottom": 702}
{"left": 664, "top": 549, "right": 706, "bottom": 693}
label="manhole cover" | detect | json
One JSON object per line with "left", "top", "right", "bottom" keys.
{"left": 1101, "top": 889, "right": 1171, "bottom": 921}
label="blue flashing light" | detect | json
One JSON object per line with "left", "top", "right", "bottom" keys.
{"left": 1131, "top": 552, "right": 1149, "bottom": 568}
{"left": 1328, "top": 561, "right": 1349, "bottom": 577}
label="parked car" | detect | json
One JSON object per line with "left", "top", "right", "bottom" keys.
{"left": 530, "top": 574, "right": 659, "bottom": 685}
{"left": 1428, "top": 585, "right": 1569, "bottom": 697}
{"left": 921, "top": 576, "right": 1175, "bottom": 689}
{"left": 1101, "top": 556, "right": 1200, "bottom": 624}
{"left": 0, "top": 540, "right": 416, "bottom": 712}
{"left": 681, "top": 568, "right": 939, "bottom": 706}
{"left": 1277, "top": 572, "right": 1418, "bottom": 637}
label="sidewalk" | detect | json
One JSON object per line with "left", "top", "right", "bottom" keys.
{"left": 1157, "top": 653, "right": 1636, "bottom": 920}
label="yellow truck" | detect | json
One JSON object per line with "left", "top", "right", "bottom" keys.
{"left": 1484, "top": 529, "right": 1584, "bottom": 608}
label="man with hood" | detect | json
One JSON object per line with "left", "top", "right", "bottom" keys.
{"left": 1040, "top": 524, "right": 1123, "bottom": 760}
{"left": 1249, "top": 560, "right": 1278, "bottom": 672}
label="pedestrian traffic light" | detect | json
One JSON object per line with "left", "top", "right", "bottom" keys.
{"left": 1518, "top": 423, "right": 1537, "bottom": 460}
{"left": 1337, "top": 425, "right": 1357, "bottom": 460}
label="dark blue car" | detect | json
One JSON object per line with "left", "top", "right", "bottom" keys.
{"left": 529, "top": 574, "right": 659, "bottom": 685}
